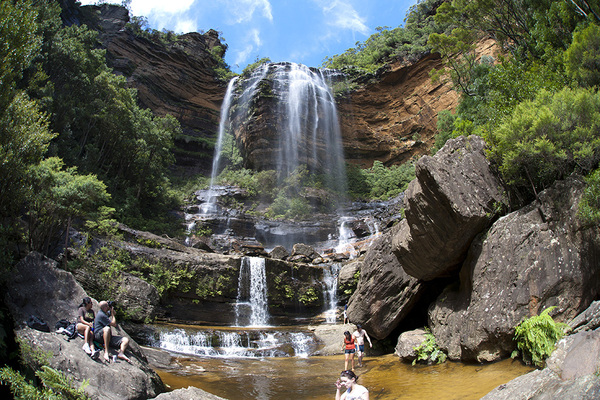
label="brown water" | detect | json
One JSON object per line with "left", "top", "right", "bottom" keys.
{"left": 155, "top": 353, "right": 532, "bottom": 399}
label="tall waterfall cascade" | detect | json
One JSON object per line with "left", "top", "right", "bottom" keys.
{"left": 213, "top": 62, "right": 348, "bottom": 202}
{"left": 235, "top": 256, "right": 270, "bottom": 327}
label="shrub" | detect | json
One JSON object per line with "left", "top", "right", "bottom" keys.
{"left": 485, "top": 87, "right": 600, "bottom": 203}
{"left": 512, "top": 306, "right": 570, "bottom": 368}
{"left": 578, "top": 168, "right": 600, "bottom": 225}
{"left": 412, "top": 327, "right": 447, "bottom": 365}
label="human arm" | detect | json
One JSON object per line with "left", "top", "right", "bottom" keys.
{"left": 365, "top": 331, "right": 372, "bottom": 347}
{"left": 109, "top": 307, "right": 117, "bottom": 327}
{"left": 335, "top": 380, "right": 345, "bottom": 400}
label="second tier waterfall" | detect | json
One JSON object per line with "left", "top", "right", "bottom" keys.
{"left": 235, "top": 256, "right": 270, "bottom": 327}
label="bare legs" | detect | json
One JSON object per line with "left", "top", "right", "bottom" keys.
{"left": 344, "top": 352, "right": 355, "bottom": 371}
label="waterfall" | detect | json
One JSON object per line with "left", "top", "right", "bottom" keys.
{"left": 202, "top": 76, "right": 239, "bottom": 214}
{"left": 335, "top": 217, "right": 358, "bottom": 257}
{"left": 273, "top": 63, "right": 347, "bottom": 195}
{"left": 149, "top": 327, "right": 315, "bottom": 358}
{"left": 208, "top": 62, "right": 347, "bottom": 216}
{"left": 235, "top": 257, "right": 270, "bottom": 327}
{"left": 323, "top": 263, "right": 341, "bottom": 323}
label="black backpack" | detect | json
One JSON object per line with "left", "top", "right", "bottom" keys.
{"left": 55, "top": 319, "right": 78, "bottom": 340}
{"left": 26, "top": 315, "right": 50, "bottom": 332}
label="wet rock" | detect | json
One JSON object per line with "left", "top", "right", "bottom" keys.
{"left": 481, "top": 330, "right": 600, "bottom": 399}
{"left": 347, "top": 225, "right": 424, "bottom": 339}
{"left": 153, "top": 386, "right": 226, "bottom": 400}
{"left": 4, "top": 252, "right": 166, "bottom": 400}
{"left": 291, "top": 243, "right": 320, "bottom": 262}
{"left": 392, "top": 135, "right": 505, "bottom": 281}
{"left": 269, "top": 245, "right": 289, "bottom": 260}
{"left": 395, "top": 328, "right": 428, "bottom": 363}
{"left": 337, "top": 260, "right": 361, "bottom": 302}
{"left": 430, "top": 177, "right": 600, "bottom": 362}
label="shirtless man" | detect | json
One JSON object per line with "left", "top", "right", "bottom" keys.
{"left": 352, "top": 324, "right": 372, "bottom": 367}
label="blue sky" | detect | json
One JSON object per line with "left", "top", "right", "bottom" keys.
{"left": 80, "top": 1, "right": 418, "bottom": 72}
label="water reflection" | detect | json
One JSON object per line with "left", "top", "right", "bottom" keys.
{"left": 154, "top": 354, "right": 533, "bottom": 400}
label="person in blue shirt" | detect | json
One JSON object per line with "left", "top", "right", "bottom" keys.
{"left": 93, "top": 300, "right": 131, "bottom": 363}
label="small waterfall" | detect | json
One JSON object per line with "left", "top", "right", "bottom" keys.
{"left": 149, "top": 327, "right": 315, "bottom": 358}
{"left": 202, "top": 76, "right": 239, "bottom": 214}
{"left": 335, "top": 217, "right": 358, "bottom": 257}
{"left": 323, "top": 263, "right": 341, "bottom": 323}
{"left": 235, "top": 257, "right": 270, "bottom": 327}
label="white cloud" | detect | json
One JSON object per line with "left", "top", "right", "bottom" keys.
{"left": 228, "top": 0, "right": 273, "bottom": 23}
{"left": 234, "top": 28, "right": 262, "bottom": 65}
{"left": 315, "top": 0, "right": 369, "bottom": 35}
{"left": 129, "top": 0, "right": 196, "bottom": 16}
{"left": 174, "top": 19, "right": 198, "bottom": 34}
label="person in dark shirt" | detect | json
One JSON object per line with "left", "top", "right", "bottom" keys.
{"left": 93, "top": 300, "right": 130, "bottom": 363}
{"left": 76, "top": 297, "right": 98, "bottom": 358}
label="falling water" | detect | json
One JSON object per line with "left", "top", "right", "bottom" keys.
{"left": 149, "top": 327, "right": 315, "bottom": 358}
{"left": 273, "top": 63, "right": 347, "bottom": 194}
{"left": 202, "top": 76, "right": 239, "bottom": 214}
{"left": 235, "top": 257, "right": 270, "bottom": 327}
{"left": 322, "top": 263, "right": 341, "bottom": 323}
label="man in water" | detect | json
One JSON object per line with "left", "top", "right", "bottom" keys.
{"left": 352, "top": 324, "right": 372, "bottom": 367}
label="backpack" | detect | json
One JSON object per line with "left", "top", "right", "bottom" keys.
{"left": 26, "top": 315, "right": 50, "bottom": 332}
{"left": 55, "top": 319, "right": 70, "bottom": 330}
{"left": 55, "top": 320, "right": 78, "bottom": 340}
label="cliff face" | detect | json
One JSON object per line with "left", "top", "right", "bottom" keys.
{"left": 338, "top": 54, "right": 458, "bottom": 167}
{"left": 73, "top": 2, "right": 227, "bottom": 175}
{"left": 76, "top": 2, "right": 496, "bottom": 175}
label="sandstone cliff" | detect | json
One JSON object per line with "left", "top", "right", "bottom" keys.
{"left": 70, "top": 1, "right": 227, "bottom": 175}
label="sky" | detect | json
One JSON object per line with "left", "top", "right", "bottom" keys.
{"left": 79, "top": 0, "right": 418, "bottom": 73}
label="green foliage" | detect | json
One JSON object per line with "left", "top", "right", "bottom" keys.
{"left": 565, "top": 23, "right": 600, "bottom": 88}
{"left": 0, "top": 365, "right": 89, "bottom": 400}
{"left": 485, "top": 87, "right": 600, "bottom": 202}
{"left": 347, "top": 161, "right": 416, "bottom": 200}
{"left": 322, "top": 0, "right": 449, "bottom": 73}
{"left": 412, "top": 327, "right": 447, "bottom": 365}
{"left": 578, "top": 168, "right": 600, "bottom": 225}
{"left": 512, "top": 306, "right": 570, "bottom": 368}
{"left": 241, "top": 57, "right": 271, "bottom": 77}
{"left": 26, "top": 157, "right": 110, "bottom": 252}
{"left": 298, "top": 287, "right": 319, "bottom": 306}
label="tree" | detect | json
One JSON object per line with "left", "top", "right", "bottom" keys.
{"left": 26, "top": 157, "right": 110, "bottom": 254}
{"left": 565, "top": 23, "right": 600, "bottom": 88}
{"left": 485, "top": 87, "right": 600, "bottom": 203}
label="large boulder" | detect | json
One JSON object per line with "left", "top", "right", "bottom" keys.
{"left": 482, "top": 329, "right": 600, "bottom": 399}
{"left": 346, "top": 224, "right": 424, "bottom": 339}
{"left": 4, "top": 252, "right": 166, "bottom": 400}
{"left": 429, "top": 177, "right": 600, "bottom": 362}
{"left": 392, "top": 135, "right": 505, "bottom": 280}
{"left": 394, "top": 328, "right": 428, "bottom": 363}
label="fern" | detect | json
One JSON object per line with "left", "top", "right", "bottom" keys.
{"left": 412, "top": 327, "right": 447, "bottom": 365}
{"left": 512, "top": 306, "right": 570, "bottom": 368}
{"left": 0, "top": 366, "right": 89, "bottom": 400}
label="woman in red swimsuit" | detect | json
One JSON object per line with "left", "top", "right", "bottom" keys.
{"left": 341, "top": 330, "right": 356, "bottom": 371}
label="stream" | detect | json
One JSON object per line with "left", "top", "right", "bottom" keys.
{"left": 142, "top": 324, "right": 533, "bottom": 399}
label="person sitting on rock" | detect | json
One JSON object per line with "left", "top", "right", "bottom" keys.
{"left": 76, "top": 297, "right": 99, "bottom": 359}
{"left": 93, "top": 301, "right": 131, "bottom": 363}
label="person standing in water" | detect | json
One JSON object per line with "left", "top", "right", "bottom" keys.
{"left": 334, "top": 370, "right": 369, "bottom": 400}
{"left": 342, "top": 331, "right": 356, "bottom": 371}
{"left": 352, "top": 324, "right": 372, "bottom": 367}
